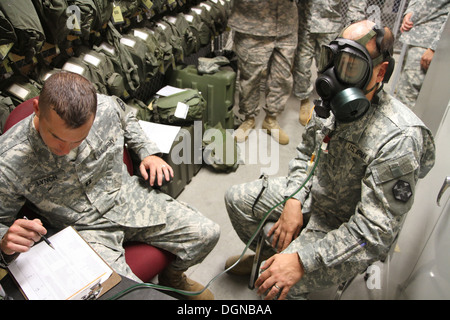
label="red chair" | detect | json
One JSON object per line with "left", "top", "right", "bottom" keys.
{"left": 3, "top": 97, "right": 174, "bottom": 282}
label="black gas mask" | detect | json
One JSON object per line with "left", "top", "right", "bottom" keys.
{"left": 314, "top": 26, "right": 394, "bottom": 123}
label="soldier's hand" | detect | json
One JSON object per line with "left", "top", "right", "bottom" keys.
{"left": 139, "top": 155, "right": 174, "bottom": 187}
{"left": 255, "top": 253, "right": 304, "bottom": 300}
{"left": 0, "top": 218, "right": 47, "bottom": 255}
{"left": 420, "top": 48, "right": 434, "bottom": 71}
{"left": 400, "top": 12, "right": 414, "bottom": 32}
{"left": 267, "top": 198, "right": 303, "bottom": 252}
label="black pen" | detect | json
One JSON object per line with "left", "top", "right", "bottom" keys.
{"left": 23, "top": 216, "right": 55, "bottom": 250}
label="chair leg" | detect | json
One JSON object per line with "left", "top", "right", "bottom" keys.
{"left": 248, "top": 228, "right": 265, "bottom": 289}
{"left": 334, "top": 276, "right": 356, "bottom": 300}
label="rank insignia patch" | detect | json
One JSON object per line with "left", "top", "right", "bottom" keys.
{"left": 392, "top": 180, "right": 412, "bottom": 202}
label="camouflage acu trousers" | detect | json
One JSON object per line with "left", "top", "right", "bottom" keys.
{"left": 234, "top": 31, "right": 297, "bottom": 118}
{"left": 78, "top": 192, "right": 220, "bottom": 283}
{"left": 225, "top": 176, "right": 369, "bottom": 299}
{"left": 396, "top": 46, "right": 427, "bottom": 110}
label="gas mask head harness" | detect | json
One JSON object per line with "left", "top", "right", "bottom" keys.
{"left": 314, "top": 25, "right": 394, "bottom": 123}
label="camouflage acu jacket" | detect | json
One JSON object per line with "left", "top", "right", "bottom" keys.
{"left": 400, "top": 0, "right": 450, "bottom": 50}
{"left": 0, "top": 94, "right": 163, "bottom": 238}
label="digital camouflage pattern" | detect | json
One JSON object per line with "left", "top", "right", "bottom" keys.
{"left": 293, "top": 0, "right": 342, "bottom": 100}
{"left": 395, "top": 46, "right": 428, "bottom": 109}
{"left": 0, "top": 94, "right": 220, "bottom": 280}
{"left": 228, "top": 0, "right": 298, "bottom": 118}
{"left": 399, "top": 0, "right": 450, "bottom": 51}
{"left": 228, "top": 0, "right": 298, "bottom": 37}
{"left": 397, "top": 0, "right": 450, "bottom": 108}
{"left": 299, "top": 0, "right": 343, "bottom": 34}
{"left": 225, "top": 90, "right": 435, "bottom": 299}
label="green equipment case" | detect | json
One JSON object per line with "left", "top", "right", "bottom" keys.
{"left": 165, "top": 64, "right": 235, "bottom": 129}
{"left": 160, "top": 123, "right": 202, "bottom": 198}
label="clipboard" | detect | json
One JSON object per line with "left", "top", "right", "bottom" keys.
{"left": 81, "top": 269, "right": 122, "bottom": 300}
{"left": 7, "top": 227, "right": 122, "bottom": 300}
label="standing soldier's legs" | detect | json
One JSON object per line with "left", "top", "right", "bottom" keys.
{"left": 234, "top": 32, "right": 274, "bottom": 142}
{"left": 293, "top": 30, "right": 315, "bottom": 102}
{"left": 234, "top": 32, "right": 274, "bottom": 119}
{"left": 263, "top": 32, "right": 297, "bottom": 144}
{"left": 264, "top": 32, "right": 297, "bottom": 116}
{"left": 396, "top": 46, "right": 427, "bottom": 110}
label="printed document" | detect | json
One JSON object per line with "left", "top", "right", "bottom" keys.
{"left": 8, "top": 227, "right": 113, "bottom": 300}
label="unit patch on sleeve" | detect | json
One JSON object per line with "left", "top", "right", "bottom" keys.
{"left": 392, "top": 180, "right": 412, "bottom": 202}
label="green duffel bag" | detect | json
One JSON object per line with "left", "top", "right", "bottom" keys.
{"left": 154, "top": 19, "right": 184, "bottom": 62}
{"left": 0, "top": 0, "right": 45, "bottom": 62}
{"left": 0, "top": 10, "right": 16, "bottom": 60}
{"left": 205, "top": 0, "right": 228, "bottom": 36}
{"left": 185, "top": 7, "right": 212, "bottom": 47}
{"left": 32, "top": 0, "right": 72, "bottom": 50}
{"left": 0, "top": 93, "right": 15, "bottom": 134}
{"left": 0, "top": 75, "right": 42, "bottom": 107}
{"left": 153, "top": 89, "right": 206, "bottom": 125}
{"left": 126, "top": 97, "right": 155, "bottom": 122}
{"left": 166, "top": 13, "right": 200, "bottom": 57}
{"left": 202, "top": 121, "right": 239, "bottom": 173}
{"left": 82, "top": 48, "right": 126, "bottom": 98}
{"left": 69, "top": 0, "right": 113, "bottom": 40}
{"left": 102, "top": 21, "right": 141, "bottom": 94}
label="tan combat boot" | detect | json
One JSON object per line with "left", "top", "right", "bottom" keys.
{"left": 299, "top": 98, "right": 312, "bottom": 126}
{"left": 234, "top": 117, "right": 256, "bottom": 142}
{"left": 262, "top": 115, "right": 289, "bottom": 145}
{"left": 224, "top": 254, "right": 255, "bottom": 276}
{"left": 158, "top": 266, "right": 214, "bottom": 300}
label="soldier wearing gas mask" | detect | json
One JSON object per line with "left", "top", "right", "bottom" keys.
{"left": 313, "top": 20, "right": 396, "bottom": 123}
{"left": 224, "top": 20, "right": 435, "bottom": 300}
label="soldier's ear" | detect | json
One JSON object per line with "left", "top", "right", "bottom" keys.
{"left": 376, "top": 61, "right": 389, "bottom": 83}
{"left": 33, "top": 99, "right": 40, "bottom": 117}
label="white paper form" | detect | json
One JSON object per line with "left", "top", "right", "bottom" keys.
{"left": 8, "top": 227, "right": 112, "bottom": 300}
{"left": 138, "top": 120, "right": 181, "bottom": 154}
{"left": 156, "top": 85, "right": 186, "bottom": 97}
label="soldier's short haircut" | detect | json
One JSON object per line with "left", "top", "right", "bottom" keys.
{"left": 39, "top": 71, "right": 97, "bottom": 129}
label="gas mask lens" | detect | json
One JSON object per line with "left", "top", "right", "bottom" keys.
{"left": 318, "top": 43, "right": 370, "bottom": 86}
{"left": 318, "top": 45, "right": 334, "bottom": 73}
{"left": 335, "top": 51, "right": 369, "bottom": 85}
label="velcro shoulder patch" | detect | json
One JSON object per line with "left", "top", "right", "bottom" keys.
{"left": 371, "top": 154, "right": 418, "bottom": 185}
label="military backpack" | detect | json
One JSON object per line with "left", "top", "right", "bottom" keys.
{"left": 152, "top": 89, "right": 206, "bottom": 126}
{"left": 0, "top": 0, "right": 46, "bottom": 62}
